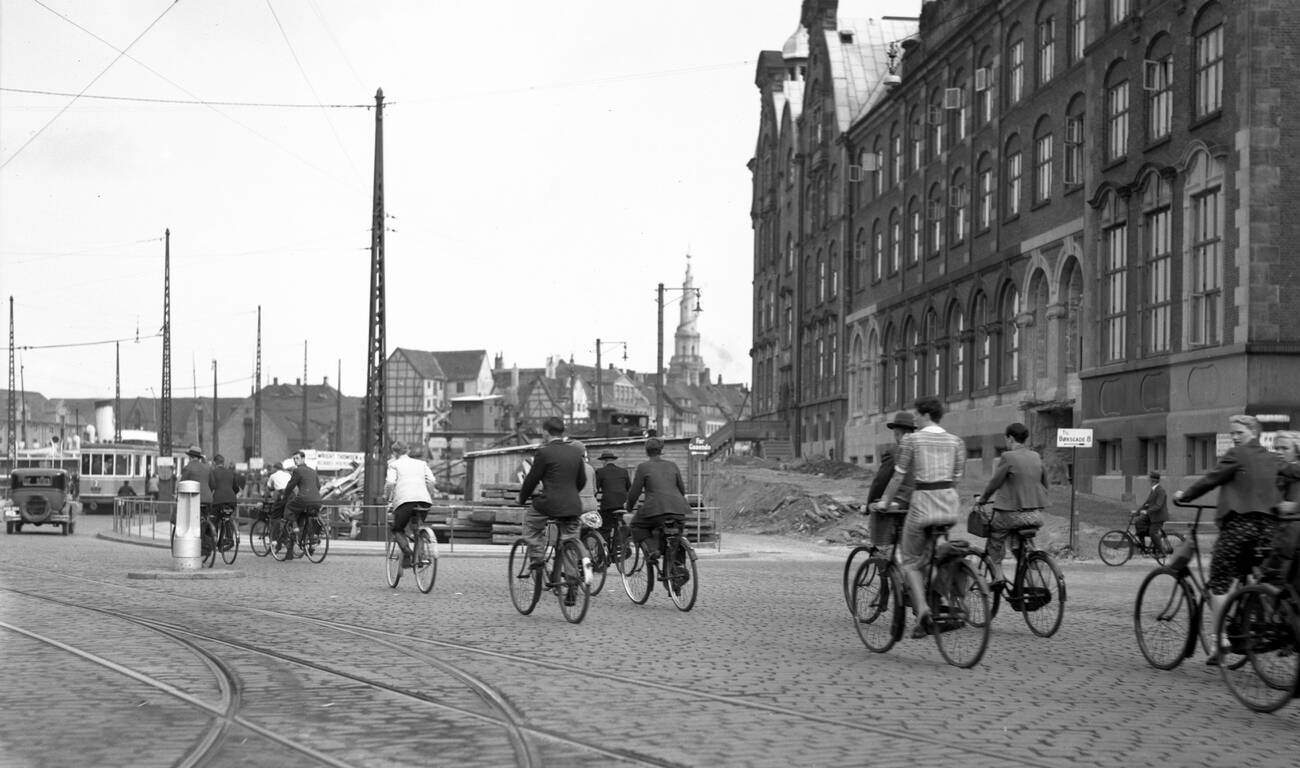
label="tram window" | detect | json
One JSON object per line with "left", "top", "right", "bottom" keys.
{"left": 114, "top": 455, "right": 127, "bottom": 475}
{"left": 91, "top": 455, "right": 103, "bottom": 475}
{"left": 81, "top": 454, "right": 91, "bottom": 475}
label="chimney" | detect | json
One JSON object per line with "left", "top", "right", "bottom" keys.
{"left": 717, "top": 374, "right": 723, "bottom": 385}
{"left": 295, "top": 378, "right": 301, "bottom": 386}
{"left": 494, "top": 352, "right": 504, "bottom": 371}
{"left": 323, "top": 376, "right": 329, "bottom": 387}
{"left": 511, "top": 363, "right": 519, "bottom": 390}
{"left": 272, "top": 377, "right": 279, "bottom": 386}
{"left": 545, "top": 356, "right": 556, "bottom": 379}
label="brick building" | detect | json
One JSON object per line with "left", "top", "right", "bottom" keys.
{"left": 753, "top": 0, "right": 1300, "bottom": 498}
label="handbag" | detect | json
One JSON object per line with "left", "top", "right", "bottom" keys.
{"left": 966, "top": 504, "right": 992, "bottom": 538}
{"left": 579, "top": 510, "right": 602, "bottom": 530}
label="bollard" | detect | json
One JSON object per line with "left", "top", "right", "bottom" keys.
{"left": 173, "top": 480, "right": 202, "bottom": 570}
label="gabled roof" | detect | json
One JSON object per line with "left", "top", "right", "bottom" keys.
{"left": 431, "top": 350, "right": 487, "bottom": 381}
{"left": 392, "top": 348, "right": 445, "bottom": 380}
{"left": 841, "top": 16, "right": 919, "bottom": 125}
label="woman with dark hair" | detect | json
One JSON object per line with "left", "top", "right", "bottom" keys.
{"left": 625, "top": 438, "right": 691, "bottom": 559}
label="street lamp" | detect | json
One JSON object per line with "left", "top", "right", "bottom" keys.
{"left": 656, "top": 283, "right": 702, "bottom": 437}
{"left": 594, "top": 339, "right": 628, "bottom": 436}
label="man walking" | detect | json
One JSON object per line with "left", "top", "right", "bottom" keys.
{"left": 517, "top": 417, "right": 586, "bottom": 576}
{"left": 975, "top": 422, "right": 1050, "bottom": 587}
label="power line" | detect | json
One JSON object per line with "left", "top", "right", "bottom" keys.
{"left": 7, "top": 332, "right": 162, "bottom": 352}
{"left": 307, "top": 0, "right": 367, "bottom": 92}
{"left": 1, "top": 0, "right": 182, "bottom": 170}
{"left": 0, "top": 86, "right": 376, "bottom": 109}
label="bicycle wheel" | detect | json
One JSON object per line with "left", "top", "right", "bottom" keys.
{"left": 1218, "top": 585, "right": 1300, "bottom": 713}
{"left": 385, "top": 533, "right": 403, "bottom": 588}
{"left": 557, "top": 540, "right": 591, "bottom": 623}
{"left": 612, "top": 524, "right": 633, "bottom": 573}
{"left": 582, "top": 530, "right": 607, "bottom": 596}
{"left": 219, "top": 517, "right": 239, "bottom": 565}
{"left": 414, "top": 529, "right": 438, "bottom": 594}
{"left": 1098, "top": 531, "right": 1133, "bottom": 566}
{"left": 842, "top": 545, "right": 874, "bottom": 613}
{"left": 1018, "top": 552, "right": 1065, "bottom": 638}
{"left": 270, "top": 523, "right": 290, "bottom": 562}
{"left": 249, "top": 518, "right": 272, "bottom": 557}
{"left": 201, "top": 519, "right": 217, "bottom": 568}
{"left": 619, "top": 540, "right": 652, "bottom": 605}
{"left": 304, "top": 518, "right": 329, "bottom": 564}
{"left": 1133, "top": 567, "right": 1197, "bottom": 670}
{"left": 666, "top": 539, "right": 698, "bottom": 612}
{"left": 852, "top": 559, "right": 901, "bottom": 653}
{"left": 508, "top": 539, "right": 542, "bottom": 614}
{"left": 1151, "top": 532, "right": 1183, "bottom": 566}
{"left": 966, "top": 548, "right": 1001, "bottom": 623}
{"left": 931, "top": 560, "right": 991, "bottom": 669}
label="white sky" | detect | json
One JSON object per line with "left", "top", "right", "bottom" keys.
{"left": 1, "top": 0, "right": 919, "bottom": 401}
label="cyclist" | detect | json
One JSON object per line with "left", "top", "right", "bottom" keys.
{"left": 1262, "top": 430, "right": 1300, "bottom": 591}
{"left": 281, "top": 450, "right": 323, "bottom": 561}
{"left": 265, "top": 460, "right": 292, "bottom": 544}
{"left": 866, "top": 411, "right": 916, "bottom": 551}
{"left": 595, "top": 450, "right": 631, "bottom": 547}
{"left": 871, "top": 396, "right": 967, "bottom": 638}
{"left": 1175, "top": 414, "right": 1281, "bottom": 665}
{"left": 1136, "top": 471, "right": 1169, "bottom": 556}
{"left": 625, "top": 437, "right": 690, "bottom": 563}
{"left": 386, "top": 441, "right": 437, "bottom": 568}
{"left": 208, "top": 454, "right": 244, "bottom": 551}
{"left": 517, "top": 417, "right": 587, "bottom": 589}
{"left": 974, "top": 422, "right": 1050, "bottom": 589}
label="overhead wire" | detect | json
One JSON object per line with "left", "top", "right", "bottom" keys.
{"left": 306, "top": 0, "right": 367, "bottom": 92}
{"left": 0, "top": 86, "right": 375, "bottom": 109}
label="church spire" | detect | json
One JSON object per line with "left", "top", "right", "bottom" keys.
{"left": 668, "top": 253, "right": 705, "bottom": 386}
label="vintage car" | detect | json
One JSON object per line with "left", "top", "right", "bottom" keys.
{"left": 5, "top": 468, "right": 80, "bottom": 535}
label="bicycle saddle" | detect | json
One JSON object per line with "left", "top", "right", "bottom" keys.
{"left": 923, "top": 523, "right": 954, "bottom": 537}
{"left": 1015, "top": 526, "right": 1041, "bottom": 538}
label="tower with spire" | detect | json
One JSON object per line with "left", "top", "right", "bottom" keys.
{"left": 667, "top": 255, "right": 706, "bottom": 387}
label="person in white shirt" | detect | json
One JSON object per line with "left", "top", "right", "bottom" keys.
{"left": 265, "top": 461, "right": 294, "bottom": 541}
{"left": 386, "top": 441, "right": 437, "bottom": 566}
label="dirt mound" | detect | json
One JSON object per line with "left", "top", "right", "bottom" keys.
{"left": 776, "top": 455, "right": 873, "bottom": 480}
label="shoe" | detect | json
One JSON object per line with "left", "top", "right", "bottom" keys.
{"left": 564, "top": 589, "right": 577, "bottom": 607}
{"left": 910, "top": 612, "right": 935, "bottom": 639}
{"left": 518, "top": 561, "right": 543, "bottom": 580}
{"left": 400, "top": 554, "right": 412, "bottom": 568}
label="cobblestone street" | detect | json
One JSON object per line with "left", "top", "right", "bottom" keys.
{"left": 1, "top": 517, "right": 1296, "bottom": 767}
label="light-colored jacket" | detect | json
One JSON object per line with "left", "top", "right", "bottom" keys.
{"left": 579, "top": 460, "right": 598, "bottom": 513}
{"left": 386, "top": 455, "right": 435, "bottom": 507}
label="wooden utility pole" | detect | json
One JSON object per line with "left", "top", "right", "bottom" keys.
{"left": 301, "top": 341, "right": 309, "bottom": 450}
{"left": 254, "top": 305, "right": 262, "bottom": 458}
{"left": 160, "top": 230, "right": 172, "bottom": 457}
{"left": 335, "top": 358, "right": 342, "bottom": 450}
{"left": 212, "top": 360, "right": 219, "bottom": 457}
{"left": 656, "top": 283, "right": 664, "bottom": 436}
{"left": 363, "top": 88, "right": 388, "bottom": 506}
{"left": 8, "top": 296, "right": 16, "bottom": 461}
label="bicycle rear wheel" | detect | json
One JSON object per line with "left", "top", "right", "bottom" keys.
{"left": 557, "top": 540, "right": 590, "bottom": 623}
{"left": 1099, "top": 531, "right": 1133, "bottom": 566}
{"left": 508, "top": 539, "right": 542, "bottom": 614}
{"left": 619, "top": 541, "right": 652, "bottom": 605}
{"left": 1134, "top": 567, "right": 1196, "bottom": 669}
{"left": 1218, "top": 585, "right": 1300, "bottom": 713}
{"left": 1152, "top": 532, "right": 1183, "bottom": 566}
{"left": 666, "top": 539, "right": 698, "bottom": 612}
{"left": 304, "top": 517, "right": 329, "bottom": 563}
{"left": 581, "top": 530, "right": 607, "bottom": 596}
{"left": 201, "top": 519, "right": 217, "bottom": 568}
{"left": 385, "top": 533, "right": 403, "bottom": 588}
{"left": 270, "top": 523, "right": 291, "bottom": 562}
{"left": 842, "top": 545, "right": 874, "bottom": 613}
{"left": 414, "top": 529, "right": 438, "bottom": 594}
{"left": 966, "top": 548, "right": 1001, "bottom": 624}
{"left": 249, "top": 518, "right": 271, "bottom": 557}
{"left": 219, "top": 517, "right": 239, "bottom": 565}
{"left": 1018, "top": 552, "right": 1065, "bottom": 638}
{"left": 932, "top": 560, "right": 991, "bottom": 668}
{"left": 852, "top": 559, "right": 901, "bottom": 653}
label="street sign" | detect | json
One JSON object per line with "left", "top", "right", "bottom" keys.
{"left": 1056, "top": 428, "right": 1094, "bottom": 448}
{"left": 688, "top": 439, "right": 710, "bottom": 455}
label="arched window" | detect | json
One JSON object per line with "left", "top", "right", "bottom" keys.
{"left": 1005, "top": 135, "right": 1023, "bottom": 217}
{"left": 947, "top": 302, "right": 966, "bottom": 395}
{"left": 927, "top": 183, "right": 944, "bottom": 255}
{"left": 1105, "top": 61, "right": 1129, "bottom": 162}
{"left": 865, "top": 329, "right": 879, "bottom": 414}
{"left": 973, "top": 292, "right": 991, "bottom": 389}
{"left": 951, "top": 167, "right": 968, "bottom": 243}
{"left": 950, "top": 69, "right": 968, "bottom": 143}
{"left": 1068, "top": 0, "right": 1087, "bottom": 64}
{"left": 1037, "top": 4, "right": 1056, "bottom": 85}
{"left": 976, "top": 152, "right": 994, "bottom": 230}
{"left": 828, "top": 242, "right": 839, "bottom": 299}
{"left": 1141, "top": 172, "right": 1172, "bottom": 354}
{"left": 929, "top": 87, "right": 945, "bottom": 157}
{"left": 849, "top": 334, "right": 863, "bottom": 415}
{"left": 1006, "top": 24, "right": 1025, "bottom": 105}
{"left": 1033, "top": 116, "right": 1053, "bottom": 204}
{"left": 1185, "top": 149, "right": 1224, "bottom": 346}
{"left": 805, "top": 252, "right": 817, "bottom": 308}
{"left": 907, "top": 197, "right": 922, "bottom": 263}
{"left": 924, "top": 309, "right": 941, "bottom": 395}
{"left": 976, "top": 46, "right": 995, "bottom": 125}
{"left": 889, "top": 209, "right": 902, "bottom": 273}
{"left": 1061, "top": 259, "right": 1082, "bottom": 373}
{"left": 1099, "top": 190, "right": 1128, "bottom": 362}
{"left": 1028, "top": 271, "right": 1050, "bottom": 379}
{"left": 890, "top": 122, "right": 903, "bottom": 185}
{"left": 871, "top": 219, "right": 884, "bottom": 281}
{"left": 1001, "top": 283, "right": 1021, "bottom": 386}
{"left": 1146, "top": 35, "right": 1173, "bottom": 141}
{"left": 871, "top": 136, "right": 885, "bottom": 197}
{"left": 1109, "top": 0, "right": 1131, "bottom": 28}
{"left": 817, "top": 249, "right": 826, "bottom": 304}
{"left": 1194, "top": 4, "right": 1224, "bottom": 117}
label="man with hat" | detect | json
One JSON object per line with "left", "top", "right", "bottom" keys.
{"left": 865, "top": 411, "right": 917, "bottom": 549}
{"left": 517, "top": 416, "right": 587, "bottom": 578}
{"left": 1137, "top": 469, "right": 1169, "bottom": 556}
{"left": 179, "top": 445, "right": 213, "bottom": 539}
{"left": 594, "top": 450, "right": 631, "bottom": 543}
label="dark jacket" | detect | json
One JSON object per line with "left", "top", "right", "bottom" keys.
{"left": 1180, "top": 440, "right": 1281, "bottom": 524}
{"left": 595, "top": 463, "right": 631, "bottom": 512}
{"left": 209, "top": 465, "right": 244, "bottom": 506}
{"left": 979, "top": 446, "right": 1051, "bottom": 511}
{"left": 626, "top": 456, "right": 691, "bottom": 519}
{"left": 285, "top": 464, "right": 322, "bottom": 503}
{"left": 1138, "top": 483, "right": 1169, "bottom": 524}
{"left": 517, "top": 438, "right": 587, "bottom": 518}
{"left": 867, "top": 447, "right": 912, "bottom": 508}
{"left": 181, "top": 458, "right": 213, "bottom": 504}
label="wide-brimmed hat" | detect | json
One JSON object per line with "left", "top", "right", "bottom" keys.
{"left": 185, "top": 444, "right": 203, "bottom": 458}
{"left": 1150, "top": 471, "right": 1162, "bottom": 480}
{"left": 886, "top": 411, "right": 917, "bottom": 430}
{"left": 598, "top": 451, "right": 619, "bottom": 461}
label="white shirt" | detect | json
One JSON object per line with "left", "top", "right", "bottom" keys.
{"left": 386, "top": 454, "right": 435, "bottom": 506}
{"left": 267, "top": 469, "right": 292, "bottom": 492}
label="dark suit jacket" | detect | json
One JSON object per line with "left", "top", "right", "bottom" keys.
{"left": 626, "top": 456, "right": 691, "bottom": 519}
{"left": 209, "top": 465, "right": 245, "bottom": 506}
{"left": 595, "top": 463, "right": 631, "bottom": 512}
{"left": 285, "top": 464, "right": 322, "bottom": 503}
{"left": 1139, "top": 483, "right": 1168, "bottom": 524}
{"left": 1181, "top": 440, "right": 1281, "bottom": 524}
{"left": 979, "top": 446, "right": 1051, "bottom": 511}
{"left": 181, "top": 458, "right": 213, "bottom": 504}
{"left": 517, "top": 438, "right": 587, "bottom": 518}
{"left": 867, "top": 447, "right": 913, "bottom": 507}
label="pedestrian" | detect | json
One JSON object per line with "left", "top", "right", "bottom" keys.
{"left": 625, "top": 437, "right": 691, "bottom": 561}
{"left": 116, "top": 480, "right": 137, "bottom": 498}
{"left": 595, "top": 450, "right": 631, "bottom": 542}
{"left": 179, "top": 445, "right": 212, "bottom": 525}
{"left": 870, "top": 396, "right": 967, "bottom": 638}
{"left": 208, "top": 454, "right": 244, "bottom": 550}
{"left": 1137, "top": 470, "right": 1169, "bottom": 556}
{"left": 145, "top": 472, "right": 159, "bottom": 501}
{"left": 866, "top": 411, "right": 917, "bottom": 550}
{"left": 517, "top": 417, "right": 587, "bottom": 587}
{"left": 386, "top": 441, "right": 437, "bottom": 567}
{"left": 975, "top": 422, "right": 1050, "bottom": 587}
{"left": 1175, "top": 414, "right": 1281, "bottom": 665}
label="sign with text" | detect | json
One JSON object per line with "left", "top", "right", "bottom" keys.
{"left": 688, "top": 439, "right": 711, "bottom": 455}
{"left": 1056, "top": 428, "right": 1094, "bottom": 448}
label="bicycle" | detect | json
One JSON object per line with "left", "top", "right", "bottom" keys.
{"left": 850, "top": 511, "right": 991, "bottom": 668}
{"left": 385, "top": 503, "right": 438, "bottom": 593}
{"left": 1215, "top": 579, "right": 1300, "bottom": 712}
{"left": 249, "top": 500, "right": 276, "bottom": 557}
{"left": 200, "top": 506, "right": 239, "bottom": 568}
{"left": 618, "top": 518, "right": 698, "bottom": 611}
{"left": 1099, "top": 510, "right": 1186, "bottom": 566}
{"left": 508, "top": 517, "right": 592, "bottom": 623}
{"left": 580, "top": 511, "right": 631, "bottom": 597}
{"left": 965, "top": 500, "right": 1066, "bottom": 637}
{"left": 270, "top": 503, "right": 330, "bottom": 564}
{"left": 1133, "top": 500, "right": 1251, "bottom": 669}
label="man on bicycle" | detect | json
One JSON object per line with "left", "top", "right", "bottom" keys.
{"left": 870, "top": 396, "right": 966, "bottom": 638}
{"left": 975, "top": 422, "right": 1049, "bottom": 589}
{"left": 386, "top": 440, "right": 437, "bottom": 568}
{"left": 595, "top": 450, "right": 631, "bottom": 546}
{"left": 866, "top": 411, "right": 916, "bottom": 552}
{"left": 208, "top": 454, "right": 244, "bottom": 551}
{"left": 517, "top": 417, "right": 587, "bottom": 581}
{"left": 281, "top": 450, "right": 323, "bottom": 561}
{"left": 625, "top": 437, "right": 691, "bottom": 563}
{"left": 1137, "top": 471, "right": 1169, "bottom": 556}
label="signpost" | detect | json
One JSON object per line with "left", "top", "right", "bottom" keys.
{"left": 688, "top": 438, "right": 710, "bottom": 534}
{"left": 1056, "top": 428, "right": 1093, "bottom": 554}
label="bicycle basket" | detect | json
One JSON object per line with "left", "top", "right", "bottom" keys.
{"left": 579, "top": 511, "right": 602, "bottom": 530}
{"left": 1009, "top": 586, "right": 1052, "bottom": 612}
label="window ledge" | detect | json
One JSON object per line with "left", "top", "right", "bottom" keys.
{"left": 1190, "top": 110, "right": 1223, "bottom": 132}
{"left": 1063, "top": 183, "right": 1083, "bottom": 196}
{"left": 1030, "top": 198, "right": 1051, "bottom": 212}
{"left": 1003, "top": 213, "right": 1021, "bottom": 224}
{"left": 1144, "top": 134, "right": 1173, "bottom": 153}
{"left": 1102, "top": 156, "right": 1127, "bottom": 172}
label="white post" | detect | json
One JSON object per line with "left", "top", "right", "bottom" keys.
{"left": 173, "top": 479, "right": 202, "bottom": 570}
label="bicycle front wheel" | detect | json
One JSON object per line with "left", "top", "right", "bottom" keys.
{"left": 666, "top": 540, "right": 698, "bottom": 612}
{"left": 1018, "top": 552, "right": 1065, "bottom": 638}
{"left": 270, "top": 524, "right": 290, "bottom": 562}
{"left": 932, "top": 560, "right": 991, "bottom": 668}
{"left": 414, "top": 529, "right": 438, "bottom": 594}
{"left": 1218, "top": 584, "right": 1300, "bottom": 713}
{"left": 842, "top": 545, "right": 874, "bottom": 613}
{"left": 219, "top": 517, "right": 239, "bottom": 565}
{"left": 508, "top": 539, "right": 542, "bottom": 614}
{"left": 384, "top": 533, "right": 403, "bottom": 588}
{"left": 201, "top": 520, "right": 217, "bottom": 568}
{"left": 852, "top": 559, "right": 901, "bottom": 653}
{"left": 557, "top": 540, "right": 590, "bottom": 623}
{"left": 619, "top": 541, "right": 652, "bottom": 605}
{"left": 1098, "top": 531, "right": 1133, "bottom": 566}
{"left": 966, "top": 548, "right": 1000, "bottom": 624}
{"left": 1134, "top": 567, "right": 1196, "bottom": 669}
{"left": 249, "top": 518, "right": 271, "bottom": 557}
{"left": 581, "top": 530, "right": 607, "bottom": 596}
{"left": 304, "top": 518, "right": 329, "bottom": 563}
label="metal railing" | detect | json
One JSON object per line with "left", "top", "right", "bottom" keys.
{"left": 112, "top": 497, "right": 171, "bottom": 540}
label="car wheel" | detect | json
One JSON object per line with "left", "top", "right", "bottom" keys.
{"left": 4, "top": 522, "right": 11, "bottom": 534}
{"left": 62, "top": 523, "right": 69, "bottom": 536}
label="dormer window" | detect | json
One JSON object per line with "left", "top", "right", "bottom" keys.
{"left": 839, "top": 30, "right": 855, "bottom": 44}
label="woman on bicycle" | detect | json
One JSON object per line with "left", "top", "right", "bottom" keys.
{"left": 1174, "top": 414, "right": 1282, "bottom": 664}
{"left": 1262, "top": 430, "right": 1300, "bottom": 591}
{"left": 625, "top": 437, "right": 690, "bottom": 561}
{"left": 386, "top": 441, "right": 437, "bottom": 567}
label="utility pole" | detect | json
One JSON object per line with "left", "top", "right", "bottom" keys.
{"left": 114, "top": 342, "right": 122, "bottom": 442}
{"left": 595, "top": 339, "right": 602, "bottom": 437}
{"left": 19, "top": 359, "right": 27, "bottom": 447}
{"left": 301, "top": 341, "right": 309, "bottom": 450}
{"left": 335, "top": 358, "right": 342, "bottom": 450}
{"left": 363, "top": 88, "right": 388, "bottom": 506}
{"left": 160, "top": 229, "right": 172, "bottom": 458}
{"left": 212, "top": 360, "right": 219, "bottom": 457}
{"left": 656, "top": 282, "right": 664, "bottom": 436}
{"left": 254, "top": 305, "right": 262, "bottom": 458}
{"left": 8, "top": 296, "right": 15, "bottom": 462}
